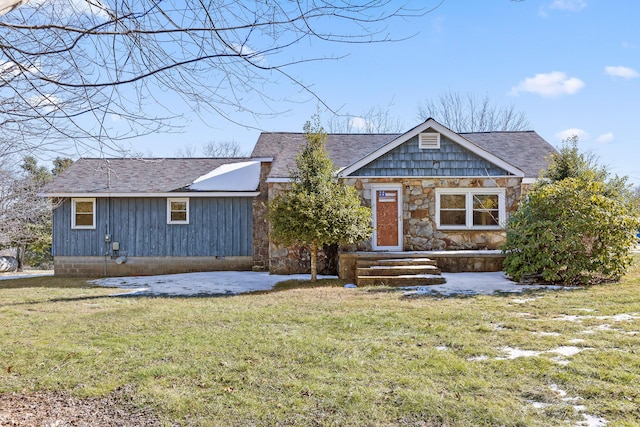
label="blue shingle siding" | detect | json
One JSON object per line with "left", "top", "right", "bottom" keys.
{"left": 350, "top": 135, "right": 511, "bottom": 177}
{"left": 53, "top": 197, "right": 253, "bottom": 257}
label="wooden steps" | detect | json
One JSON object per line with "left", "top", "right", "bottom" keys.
{"left": 356, "top": 257, "right": 446, "bottom": 287}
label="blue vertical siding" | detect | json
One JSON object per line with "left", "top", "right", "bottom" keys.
{"left": 53, "top": 197, "right": 253, "bottom": 257}
{"left": 351, "top": 135, "right": 511, "bottom": 177}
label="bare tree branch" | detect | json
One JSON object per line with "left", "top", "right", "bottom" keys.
{"left": 326, "top": 101, "right": 405, "bottom": 133}
{"left": 0, "top": 0, "right": 438, "bottom": 157}
{"left": 417, "top": 91, "right": 530, "bottom": 132}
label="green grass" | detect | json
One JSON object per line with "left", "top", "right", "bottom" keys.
{"left": 1, "top": 260, "right": 640, "bottom": 426}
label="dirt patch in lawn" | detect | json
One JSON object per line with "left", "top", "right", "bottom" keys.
{"left": 0, "top": 387, "right": 164, "bottom": 426}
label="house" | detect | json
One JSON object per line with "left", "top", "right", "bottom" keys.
{"left": 40, "top": 118, "right": 556, "bottom": 277}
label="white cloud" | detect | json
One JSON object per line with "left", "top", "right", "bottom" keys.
{"left": 349, "top": 117, "right": 368, "bottom": 131}
{"left": 549, "top": 0, "right": 587, "bottom": 11}
{"left": 622, "top": 41, "right": 637, "bottom": 49}
{"left": 28, "top": 0, "right": 109, "bottom": 19}
{"left": 510, "top": 72, "right": 585, "bottom": 97}
{"left": 555, "top": 128, "right": 589, "bottom": 141}
{"left": 27, "top": 94, "right": 61, "bottom": 112}
{"left": 604, "top": 65, "right": 640, "bottom": 79}
{"left": 231, "top": 43, "right": 266, "bottom": 65}
{"left": 597, "top": 132, "right": 615, "bottom": 143}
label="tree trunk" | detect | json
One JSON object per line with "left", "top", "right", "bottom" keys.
{"left": 16, "top": 245, "right": 25, "bottom": 272}
{"left": 310, "top": 240, "right": 318, "bottom": 282}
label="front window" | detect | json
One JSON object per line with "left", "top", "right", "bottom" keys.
{"left": 71, "top": 198, "right": 96, "bottom": 229}
{"left": 167, "top": 198, "right": 189, "bottom": 224}
{"left": 473, "top": 194, "right": 500, "bottom": 226}
{"left": 436, "top": 190, "right": 504, "bottom": 229}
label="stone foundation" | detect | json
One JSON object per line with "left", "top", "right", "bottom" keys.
{"left": 268, "top": 243, "right": 338, "bottom": 275}
{"left": 54, "top": 256, "right": 253, "bottom": 277}
{"left": 339, "top": 250, "right": 505, "bottom": 282}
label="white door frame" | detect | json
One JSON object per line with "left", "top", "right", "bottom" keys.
{"left": 371, "top": 184, "right": 403, "bottom": 251}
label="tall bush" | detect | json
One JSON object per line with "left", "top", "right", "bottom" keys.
{"left": 503, "top": 138, "right": 640, "bottom": 285}
{"left": 268, "top": 115, "right": 372, "bottom": 281}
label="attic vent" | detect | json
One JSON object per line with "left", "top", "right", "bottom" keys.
{"left": 419, "top": 132, "right": 440, "bottom": 149}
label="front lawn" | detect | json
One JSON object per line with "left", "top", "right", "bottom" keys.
{"left": 1, "top": 259, "right": 639, "bottom": 426}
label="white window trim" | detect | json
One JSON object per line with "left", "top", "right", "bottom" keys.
{"left": 167, "top": 197, "right": 190, "bottom": 225}
{"left": 71, "top": 198, "right": 96, "bottom": 229}
{"left": 435, "top": 188, "right": 505, "bottom": 230}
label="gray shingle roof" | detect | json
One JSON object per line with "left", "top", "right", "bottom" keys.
{"left": 41, "top": 158, "right": 257, "bottom": 194}
{"left": 251, "top": 130, "right": 556, "bottom": 179}
{"left": 461, "top": 131, "right": 556, "bottom": 178}
{"left": 251, "top": 133, "right": 400, "bottom": 179}
{"left": 45, "top": 128, "right": 556, "bottom": 195}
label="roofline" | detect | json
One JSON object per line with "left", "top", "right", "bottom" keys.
{"left": 338, "top": 118, "right": 525, "bottom": 178}
{"left": 266, "top": 174, "right": 521, "bottom": 183}
{"left": 38, "top": 192, "right": 260, "bottom": 198}
{"left": 72, "top": 156, "right": 274, "bottom": 162}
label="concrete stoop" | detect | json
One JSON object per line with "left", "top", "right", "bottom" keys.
{"left": 356, "top": 257, "right": 446, "bottom": 287}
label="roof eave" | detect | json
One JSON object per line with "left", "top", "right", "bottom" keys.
{"left": 38, "top": 191, "right": 260, "bottom": 198}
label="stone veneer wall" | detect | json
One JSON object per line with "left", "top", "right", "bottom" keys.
{"left": 265, "top": 177, "right": 522, "bottom": 275}
{"left": 54, "top": 256, "right": 253, "bottom": 277}
{"left": 251, "top": 162, "right": 272, "bottom": 271}
{"left": 342, "top": 176, "right": 522, "bottom": 251}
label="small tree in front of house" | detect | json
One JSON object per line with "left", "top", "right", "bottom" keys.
{"left": 503, "top": 137, "right": 640, "bottom": 285}
{"left": 268, "top": 115, "right": 373, "bottom": 281}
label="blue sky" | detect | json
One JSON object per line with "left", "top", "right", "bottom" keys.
{"left": 129, "top": 0, "right": 640, "bottom": 184}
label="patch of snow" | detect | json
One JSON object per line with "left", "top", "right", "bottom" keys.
{"left": 573, "top": 308, "right": 596, "bottom": 312}
{"left": 533, "top": 332, "right": 562, "bottom": 337}
{"left": 435, "top": 346, "right": 448, "bottom": 351}
{"left": 0, "top": 270, "right": 54, "bottom": 280}
{"left": 496, "top": 347, "right": 542, "bottom": 360}
{"left": 467, "top": 355, "right": 489, "bottom": 361}
{"left": 549, "top": 346, "right": 591, "bottom": 357}
{"left": 404, "top": 272, "right": 564, "bottom": 297}
{"left": 554, "top": 315, "right": 583, "bottom": 322}
{"left": 568, "top": 338, "right": 586, "bottom": 344}
{"left": 549, "top": 384, "right": 567, "bottom": 397}
{"left": 554, "top": 313, "right": 639, "bottom": 323}
{"left": 577, "top": 414, "right": 608, "bottom": 427}
{"left": 188, "top": 161, "right": 260, "bottom": 191}
{"left": 512, "top": 298, "right": 536, "bottom": 304}
{"left": 550, "top": 357, "right": 571, "bottom": 366}
{"left": 528, "top": 401, "right": 550, "bottom": 409}
{"left": 606, "top": 313, "right": 639, "bottom": 321}
{"left": 90, "top": 271, "right": 337, "bottom": 297}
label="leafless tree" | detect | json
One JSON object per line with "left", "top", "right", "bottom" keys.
{"left": 326, "top": 102, "right": 405, "bottom": 133}
{"left": 417, "top": 91, "right": 530, "bottom": 132}
{"left": 0, "top": 156, "right": 53, "bottom": 270}
{"left": 202, "top": 140, "right": 248, "bottom": 158}
{"left": 0, "top": 0, "right": 439, "bottom": 158}
{"left": 174, "top": 144, "right": 199, "bottom": 158}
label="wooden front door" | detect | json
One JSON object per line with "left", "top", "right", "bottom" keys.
{"left": 374, "top": 188, "right": 402, "bottom": 251}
